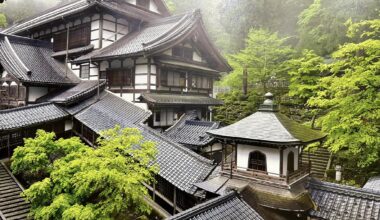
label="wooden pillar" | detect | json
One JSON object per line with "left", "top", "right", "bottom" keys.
{"left": 147, "top": 58, "right": 151, "bottom": 93}
{"left": 221, "top": 141, "right": 225, "bottom": 171}
{"left": 99, "top": 13, "right": 103, "bottom": 49}
{"left": 173, "top": 187, "right": 177, "bottom": 215}
{"left": 152, "top": 182, "right": 156, "bottom": 201}
{"left": 7, "top": 134, "right": 10, "bottom": 158}
{"left": 279, "top": 146, "right": 284, "bottom": 176}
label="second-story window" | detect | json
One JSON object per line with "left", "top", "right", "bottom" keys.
{"left": 53, "top": 24, "right": 91, "bottom": 52}
{"left": 107, "top": 69, "right": 133, "bottom": 87}
{"left": 136, "top": 0, "right": 150, "bottom": 8}
{"left": 80, "top": 65, "right": 90, "bottom": 79}
{"left": 161, "top": 70, "right": 186, "bottom": 87}
{"left": 191, "top": 75, "right": 211, "bottom": 89}
{"left": 172, "top": 46, "right": 193, "bottom": 60}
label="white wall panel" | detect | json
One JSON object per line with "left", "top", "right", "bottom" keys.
{"left": 135, "top": 65, "right": 148, "bottom": 74}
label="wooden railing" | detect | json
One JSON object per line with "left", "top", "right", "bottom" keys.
{"left": 221, "top": 163, "right": 310, "bottom": 186}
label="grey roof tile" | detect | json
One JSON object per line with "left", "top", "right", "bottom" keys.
{"left": 0, "top": 103, "right": 69, "bottom": 131}
{"left": 167, "top": 192, "right": 263, "bottom": 220}
{"left": 208, "top": 111, "right": 326, "bottom": 145}
{"left": 37, "top": 80, "right": 106, "bottom": 106}
{"left": 0, "top": 34, "right": 79, "bottom": 85}
{"left": 164, "top": 111, "right": 220, "bottom": 148}
{"left": 140, "top": 93, "right": 223, "bottom": 106}
{"left": 73, "top": 91, "right": 215, "bottom": 194}
{"left": 74, "top": 10, "right": 200, "bottom": 62}
{"left": 308, "top": 179, "right": 380, "bottom": 220}
{"left": 364, "top": 176, "right": 380, "bottom": 191}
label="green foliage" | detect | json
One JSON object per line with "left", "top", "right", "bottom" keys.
{"left": 11, "top": 130, "right": 88, "bottom": 184}
{"left": 0, "top": 13, "right": 7, "bottom": 28}
{"left": 213, "top": 90, "right": 260, "bottom": 125}
{"left": 220, "top": 29, "right": 294, "bottom": 91}
{"left": 297, "top": 0, "right": 380, "bottom": 56}
{"left": 14, "top": 127, "right": 158, "bottom": 220}
{"left": 288, "top": 50, "right": 324, "bottom": 103}
{"left": 308, "top": 19, "right": 380, "bottom": 171}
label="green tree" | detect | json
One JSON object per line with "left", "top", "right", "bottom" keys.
{"left": 288, "top": 50, "right": 324, "bottom": 104}
{"left": 220, "top": 29, "right": 294, "bottom": 92}
{"left": 297, "top": 0, "right": 380, "bottom": 56}
{"left": 213, "top": 90, "right": 260, "bottom": 125}
{"left": 14, "top": 127, "right": 158, "bottom": 219}
{"left": 0, "top": 13, "right": 7, "bottom": 28}
{"left": 11, "top": 130, "right": 88, "bottom": 184}
{"left": 308, "top": 19, "right": 380, "bottom": 180}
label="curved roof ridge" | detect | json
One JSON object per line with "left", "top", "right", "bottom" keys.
{"left": 0, "top": 102, "right": 53, "bottom": 114}
{"left": 142, "top": 12, "right": 192, "bottom": 47}
{"left": 0, "top": 38, "right": 30, "bottom": 80}
{"left": 139, "top": 124, "right": 214, "bottom": 165}
{"left": 143, "top": 12, "right": 200, "bottom": 52}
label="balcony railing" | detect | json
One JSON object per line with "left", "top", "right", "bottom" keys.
{"left": 221, "top": 162, "right": 310, "bottom": 187}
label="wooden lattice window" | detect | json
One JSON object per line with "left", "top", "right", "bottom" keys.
{"left": 248, "top": 151, "right": 267, "bottom": 172}
{"left": 53, "top": 24, "right": 91, "bottom": 52}
{"left": 107, "top": 69, "right": 133, "bottom": 87}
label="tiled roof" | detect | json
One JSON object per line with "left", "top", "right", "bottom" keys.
{"left": 75, "top": 11, "right": 200, "bottom": 62}
{"left": 74, "top": 91, "right": 151, "bottom": 133}
{"left": 0, "top": 34, "right": 79, "bottom": 86}
{"left": 0, "top": 162, "right": 30, "bottom": 220}
{"left": 37, "top": 80, "right": 106, "bottom": 106}
{"left": 164, "top": 112, "right": 220, "bottom": 148}
{"left": 308, "top": 179, "right": 380, "bottom": 220}
{"left": 1, "top": 0, "right": 167, "bottom": 35}
{"left": 74, "top": 91, "right": 216, "bottom": 194}
{"left": 51, "top": 44, "right": 94, "bottom": 58}
{"left": 208, "top": 111, "right": 326, "bottom": 145}
{"left": 364, "top": 176, "right": 380, "bottom": 191}
{"left": 140, "top": 93, "right": 223, "bottom": 106}
{"left": 167, "top": 192, "right": 263, "bottom": 220}
{"left": 0, "top": 103, "right": 69, "bottom": 131}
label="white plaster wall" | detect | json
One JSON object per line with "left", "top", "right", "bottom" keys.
{"left": 90, "top": 67, "right": 99, "bottom": 77}
{"left": 163, "top": 49, "right": 172, "bottom": 56}
{"left": 121, "top": 93, "right": 135, "bottom": 102}
{"left": 136, "top": 57, "right": 147, "bottom": 64}
{"left": 135, "top": 102, "right": 148, "bottom": 110}
{"left": 193, "top": 51, "right": 202, "bottom": 62}
{"left": 65, "top": 120, "right": 73, "bottom": 131}
{"left": 136, "top": 65, "right": 148, "bottom": 73}
{"left": 135, "top": 75, "right": 148, "bottom": 84}
{"left": 203, "top": 142, "right": 222, "bottom": 153}
{"left": 237, "top": 144, "right": 280, "bottom": 176}
{"left": 282, "top": 147, "right": 299, "bottom": 174}
{"left": 28, "top": 87, "right": 48, "bottom": 102}
{"left": 150, "top": 75, "right": 156, "bottom": 84}
{"left": 149, "top": 0, "right": 159, "bottom": 13}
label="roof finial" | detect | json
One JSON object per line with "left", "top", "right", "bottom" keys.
{"left": 259, "top": 92, "right": 278, "bottom": 112}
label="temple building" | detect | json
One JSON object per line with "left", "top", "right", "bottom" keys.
{"left": 1, "top": 0, "right": 231, "bottom": 128}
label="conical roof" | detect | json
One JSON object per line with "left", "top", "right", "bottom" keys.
{"left": 208, "top": 93, "right": 326, "bottom": 145}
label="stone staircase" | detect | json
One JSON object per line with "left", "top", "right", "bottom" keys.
{"left": 0, "top": 162, "right": 30, "bottom": 220}
{"left": 301, "top": 147, "right": 331, "bottom": 179}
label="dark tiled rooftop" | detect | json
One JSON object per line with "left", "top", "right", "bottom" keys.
{"left": 167, "top": 192, "right": 263, "bottom": 220}
{"left": 75, "top": 11, "right": 199, "bottom": 62}
{"left": 0, "top": 103, "right": 69, "bottom": 131}
{"left": 140, "top": 93, "right": 223, "bottom": 106}
{"left": 0, "top": 34, "right": 79, "bottom": 86}
{"left": 73, "top": 91, "right": 215, "bottom": 194}
{"left": 308, "top": 179, "right": 380, "bottom": 220}
{"left": 0, "top": 162, "right": 30, "bottom": 220}
{"left": 364, "top": 176, "right": 380, "bottom": 191}
{"left": 164, "top": 112, "right": 220, "bottom": 148}
{"left": 38, "top": 80, "right": 106, "bottom": 106}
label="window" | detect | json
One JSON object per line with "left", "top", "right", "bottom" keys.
{"left": 161, "top": 70, "right": 186, "bottom": 87}
{"left": 155, "top": 111, "right": 161, "bottom": 122}
{"left": 136, "top": 0, "right": 150, "bottom": 8}
{"left": 191, "top": 75, "right": 210, "bottom": 89}
{"left": 248, "top": 151, "right": 267, "bottom": 172}
{"left": 53, "top": 24, "right": 91, "bottom": 51}
{"left": 287, "top": 151, "right": 295, "bottom": 173}
{"left": 80, "top": 65, "right": 90, "bottom": 79}
{"left": 107, "top": 69, "right": 133, "bottom": 87}
{"left": 172, "top": 45, "right": 193, "bottom": 60}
